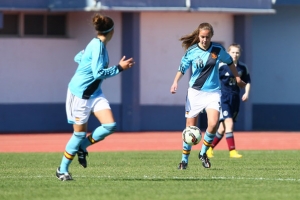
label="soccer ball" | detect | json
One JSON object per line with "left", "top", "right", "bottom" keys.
{"left": 182, "top": 126, "right": 202, "bottom": 145}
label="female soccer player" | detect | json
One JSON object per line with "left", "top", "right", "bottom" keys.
{"left": 170, "top": 23, "right": 246, "bottom": 169}
{"left": 56, "top": 14, "right": 135, "bottom": 181}
{"left": 206, "top": 43, "right": 251, "bottom": 158}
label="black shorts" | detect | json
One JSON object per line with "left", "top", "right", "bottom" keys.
{"left": 220, "top": 93, "right": 240, "bottom": 122}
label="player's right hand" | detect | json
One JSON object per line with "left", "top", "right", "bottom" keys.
{"left": 170, "top": 83, "right": 178, "bottom": 94}
{"left": 119, "top": 56, "right": 135, "bottom": 70}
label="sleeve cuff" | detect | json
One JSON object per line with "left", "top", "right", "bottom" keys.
{"left": 117, "top": 64, "right": 123, "bottom": 72}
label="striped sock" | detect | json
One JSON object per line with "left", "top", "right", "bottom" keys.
{"left": 80, "top": 122, "right": 116, "bottom": 151}
{"left": 225, "top": 132, "right": 235, "bottom": 151}
{"left": 200, "top": 131, "right": 215, "bottom": 156}
{"left": 181, "top": 141, "right": 192, "bottom": 163}
{"left": 211, "top": 132, "right": 224, "bottom": 148}
{"left": 59, "top": 131, "right": 86, "bottom": 173}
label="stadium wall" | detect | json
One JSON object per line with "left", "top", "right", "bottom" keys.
{"left": 1, "top": 4, "right": 299, "bottom": 132}
{"left": 0, "top": 11, "right": 234, "bottom": 132}
{"left": 251, "top": 5, "right": 300, "bottom": 131}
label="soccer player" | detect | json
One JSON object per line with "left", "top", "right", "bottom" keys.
{"left": 56, "top": 14, "right": 135, "bottom": 181}
{"left": 170, "top": 23, "right": 246, "bottom": 169}
{"left": 206, "top": 43, "right": 251, "bottom": 158}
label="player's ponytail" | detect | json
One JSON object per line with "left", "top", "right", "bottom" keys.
{"left": 92, "top": 14, "right": 114, "bottom": 35}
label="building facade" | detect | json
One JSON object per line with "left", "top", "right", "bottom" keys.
{"left": 2, "top": 0, "right": 297, "bottom": 132}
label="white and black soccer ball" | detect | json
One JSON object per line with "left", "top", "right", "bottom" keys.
{"left": 182, "top": 126, "right": 202, "bottom": 146}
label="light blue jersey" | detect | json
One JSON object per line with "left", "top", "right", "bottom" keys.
{"left": 179, "top": 42, "right": 233, "bottom": 91}
{"left": 69, "top": 38, "right": 122, "bottom": 99}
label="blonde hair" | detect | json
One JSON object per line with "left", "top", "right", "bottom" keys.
{"left": 228, "top": 43, "right": 242, "bottom": 52}
{"left": 180, "top": 22, "right": 214, "bottom": 50}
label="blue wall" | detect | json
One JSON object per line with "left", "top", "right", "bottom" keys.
{"left": 5, "top": 103, "right": 300, "bottom": 132}
{"left": 253, "top": 104, "right": 300, "bottom": 131}
{"left": 0, "top": 104, "right": 187, "bottom": 133}
{"left": 0, "top": 104, "right": 121, "bottom": 133}
{"left": 250, "top": 5, "right": 300, "bottom": 131}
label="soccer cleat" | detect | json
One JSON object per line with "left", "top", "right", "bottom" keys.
{"left": 77, "top": 147, "right": 88, "bottom": 168}
{"left": 198, "top": 153, "right": 211, "bottom": 168}
{"left": 229, "top": 150, "right": 242, "bottom": 158}
{"left": 56, "top": 167, "right": 73, "bottom": 181}
{"left": 206, "top": 147, "right": 214, "bottom": 158}
{"left": 178, "top": 161, "right": 188, "bottom": 170}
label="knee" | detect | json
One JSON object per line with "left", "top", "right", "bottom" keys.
{"left": 102, "top": 122, "right": 117, "bottom": 135}
{"left": 217, "top": 124, "right": 225, "bottom": 134}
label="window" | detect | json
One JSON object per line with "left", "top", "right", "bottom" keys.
{"left": 0, "top": 13, "right": 67, "bottom": 37}
{"left": 24, "top": 14, "right": 44, "bottom": 35}
{"left": 0, "top": 14, "right": 19, "bottom": 35}
{"left": 47, "top": 15, "right": 66, "bottom": 36}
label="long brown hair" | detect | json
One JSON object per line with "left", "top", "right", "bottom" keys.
{"left": 180, "top": 22, "right": 214, "bottom": 51}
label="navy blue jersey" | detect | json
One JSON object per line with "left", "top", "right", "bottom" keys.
{"left": 219, "top": 61, "right": 251, "bottom": 95}
{"left": 179, "top": 42, "right": 233, "bottom": 92}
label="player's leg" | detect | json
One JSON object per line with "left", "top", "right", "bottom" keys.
{"left": 81, "top": 109, "right": 116, "bottom": 148}
{"left": 226, "top": 95, "right": 242, "bottom": 158}
{"left": 178, "top": 116, "right": 198, "bottom": 170}
{"left": 79, "top": 96, "right": 116, "bottom": 167}
{"left": 57, "top": 123, "right": 87, "bottom": 178}
{"left": 210, "top": 95, "right": 230, "bottom": 151}
{"left": 224, "top": 117, "right": 242, "bottom": 158}
{"left": 198, "top": 90, "right": 221, "bottom": 168}
{"left": 198, "top": 108, "right": 219, "bottom": 168}
{"left": 57, "top": 125, "right": 87, "bottom": 181}
{"left": 179, "top": 142, "right": 190, "bottom": 170}
{"left": 178, "top": 88, "right": 202, "bottom": 170}
{"left": 57, "top": 90, "right": 89, "bottom": 180}
{"left": 77, "top": 109, "right": 116, "bottom": 168}
{"left": 207, "top": 120, "right": 225, "bottom": 158}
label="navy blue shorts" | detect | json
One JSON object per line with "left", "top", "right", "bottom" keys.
{"left": 220, "top": 93, "right": 240, "bottom": 122}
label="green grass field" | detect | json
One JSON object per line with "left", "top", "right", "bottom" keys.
{"left": 0, "top": 150, "right": 299, "bottom": 200}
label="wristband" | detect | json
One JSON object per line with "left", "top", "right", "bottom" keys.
{"left": 117, "top": 64, "right": 124, "bottom": 72}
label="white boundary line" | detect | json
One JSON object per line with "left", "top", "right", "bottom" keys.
{"left": 0, "top": 175, "right": 299, "bottom": 182}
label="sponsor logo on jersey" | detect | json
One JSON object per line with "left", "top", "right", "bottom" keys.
{"left": 196, "top": 58, "right": 204, "bottom": 68}
{"left": 225, "top": 72, "right": 230, "bottom": 76}
{"left": 211, "top": 52, "right": 218, "bottom": 59}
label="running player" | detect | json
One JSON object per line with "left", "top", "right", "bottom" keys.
{"left": 170, "top": 23, "right": 246, "bottom": 169}
{"left": 207, "top": 43, "right": 251, "bottom": 158}
{"left": 56, "top": 14, "right": 135, "bottom": 181}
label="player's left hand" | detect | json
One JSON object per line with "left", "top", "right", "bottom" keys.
{"left": 242, "top": 94, "right": 249, "bottom": 101}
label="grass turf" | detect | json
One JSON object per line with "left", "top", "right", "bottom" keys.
{"left": 0, "top": 150, "right": 299, "bottom": 200}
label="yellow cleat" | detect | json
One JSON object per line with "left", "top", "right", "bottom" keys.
{"left": 206, "top": 147, "right": 214, "bottom": 158}
{"left": 229, "top": 150, "right": 242, "bottom": 158}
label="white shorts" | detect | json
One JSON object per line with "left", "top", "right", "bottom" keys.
{"left": 66, "top": 89, "right": 111, "bottom": 125}
{"left": 185, "top": 88, "right": 221, "bottom": 118}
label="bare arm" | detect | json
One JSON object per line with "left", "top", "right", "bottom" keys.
{"left": 170, "top": 71, "right": 184, "bottom": 94}
{"left": 228, "top": 63, "right": 246, "bottom": 88}
{"left": 242, "top": 83, "right": 251, "bottom": 101}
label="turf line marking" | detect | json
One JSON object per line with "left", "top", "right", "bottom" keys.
{"left": 0, "top": 175, "right": 299, "bottom": 182}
